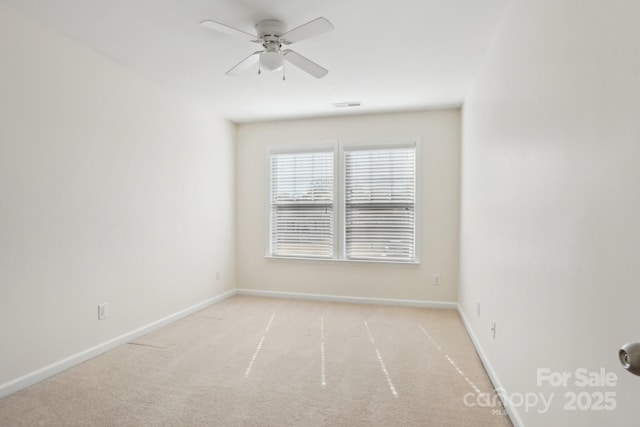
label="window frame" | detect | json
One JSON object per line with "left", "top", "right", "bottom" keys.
{"left": 266, "top": 142, "right": 339, "bottom": 260}
{"left": 266, "top": 138, "right": 420, "bottom": 264}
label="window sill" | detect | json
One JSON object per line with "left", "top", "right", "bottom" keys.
{"left": 264, "top": 255, "right": 420, "bottom": 266}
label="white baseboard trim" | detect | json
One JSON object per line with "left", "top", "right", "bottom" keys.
{"left": 457, "top": 304, "right": 525, "bottom": 427}
{"left": 236, "top": 288, "right": 457, "bottom": 309}
{"left": 0, "top": 288, "right": 236, "bottom": 400}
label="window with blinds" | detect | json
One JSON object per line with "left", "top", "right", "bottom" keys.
{"left": 270, "top": 151, "right": 334, "bottom": 258}
{"left": 344, "top": 147, "right": 416, "bottom": 261}
{"left": 268, "top": 141, "right": 417, "bottom": 263}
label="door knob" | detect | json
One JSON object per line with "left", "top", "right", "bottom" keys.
{"left": 619, "top": 342, "right": 640, "bottom": 376}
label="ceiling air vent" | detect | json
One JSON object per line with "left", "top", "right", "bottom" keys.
{"left": 333, "top": 101, "right": 362, "bottom": 108}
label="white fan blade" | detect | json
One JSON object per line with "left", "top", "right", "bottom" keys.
{"left": 200, "top": 20, "right": 259, "bottom": 42}
{"left": 226, "top": 51, "right": 261, "bottom": 76}
{"left": 282, "top": 50, "right": 328, "bottom": 79}
{"left": 281, "top": 17, "right": 334, "bottom": 45}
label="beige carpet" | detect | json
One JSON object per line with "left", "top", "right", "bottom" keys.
{"left": 0, "top": 296, "right": 512, "bottom": 426}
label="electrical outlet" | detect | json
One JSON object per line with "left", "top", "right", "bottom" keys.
{"left": 491, "top": 321, "right": 496, "bottom": 339}
{"left": 216, "top": 271, "right": 221, "bottom": 281}
{"left": 477, "top": 303, "right": 481, "bottom": 318}
{"left": 98, "top": 303, "right": 109, "bottom": 320}
{"left": 433, "top": 273, "right": 441, "bottom": 286}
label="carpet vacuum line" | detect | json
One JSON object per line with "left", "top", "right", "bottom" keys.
{"left": 364, "top": 320, "right": 398, "bottom": 398}
{"left": 244, "top": 312, "right": 276, "bottom": 378}
{"left": 320, "top": 316, "right": 326, "bottom": 387}
{"left": 418, "top": 324, "right": 482, "bottom": 394}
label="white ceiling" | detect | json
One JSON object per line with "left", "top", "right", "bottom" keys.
{"left": 1, "top": 0, "right": 508, "bottom": 123}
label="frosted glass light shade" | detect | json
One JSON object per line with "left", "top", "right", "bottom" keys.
{"left": 261, "top": 51, "right": 284, "bottom": 71}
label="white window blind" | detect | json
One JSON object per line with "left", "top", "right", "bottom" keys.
{"left": 344, "top": 146, "right": 416, "bottom": 261}
{"left": 270, "top": 151, "right": 334, "bottom": 258}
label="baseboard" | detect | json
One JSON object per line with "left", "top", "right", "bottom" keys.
{"left": 0, "top": 288, "right": 236, "bottom": 400}
{"left": 236, "top": 288, "right": 457, "bottom": 309}
{"left": 457, "top": 304, "right": 525, "bottom": 427}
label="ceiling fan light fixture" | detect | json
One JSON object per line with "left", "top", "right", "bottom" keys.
{"left": 201, "top": 17, "right": 333, "bottom": 78}
{"left": 261, "top": 51, "right": 284, "bottom": 71}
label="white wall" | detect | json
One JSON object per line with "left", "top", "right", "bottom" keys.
{"left": 236, "top": 110, "right": 460, "bottom": 302}
{"left": 0, "top": 4, "right": 235, "bottom": 392}
{"left": 460, "top": 0, "right": 640, "bottom": 425}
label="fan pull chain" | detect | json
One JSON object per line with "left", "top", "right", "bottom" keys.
{"left": 282, "top": 62, "right": 286, "bottom": 81}
{"left": 258, "top": 54, "right": 262, "bottom": 75}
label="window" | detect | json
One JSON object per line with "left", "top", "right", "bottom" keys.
{"left": 344, "top": 147, "right": 416, "bottom": 261}
{"left": 268, "top": 140, "right": 418, "bottom": 263}
{"left": 270, "top": 150, "right": 334, "bottom": 258}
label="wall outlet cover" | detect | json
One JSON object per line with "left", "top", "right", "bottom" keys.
{"left": 98, "top": 303, "right": 109, "bottom": 320}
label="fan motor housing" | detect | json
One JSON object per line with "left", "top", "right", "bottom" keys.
{"left": 256, "top": 19, "right": 286, "bottom": 38}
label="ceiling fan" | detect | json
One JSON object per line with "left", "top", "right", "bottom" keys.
{"left": 200, "top": 17, "right": 334, "bottom": 79}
